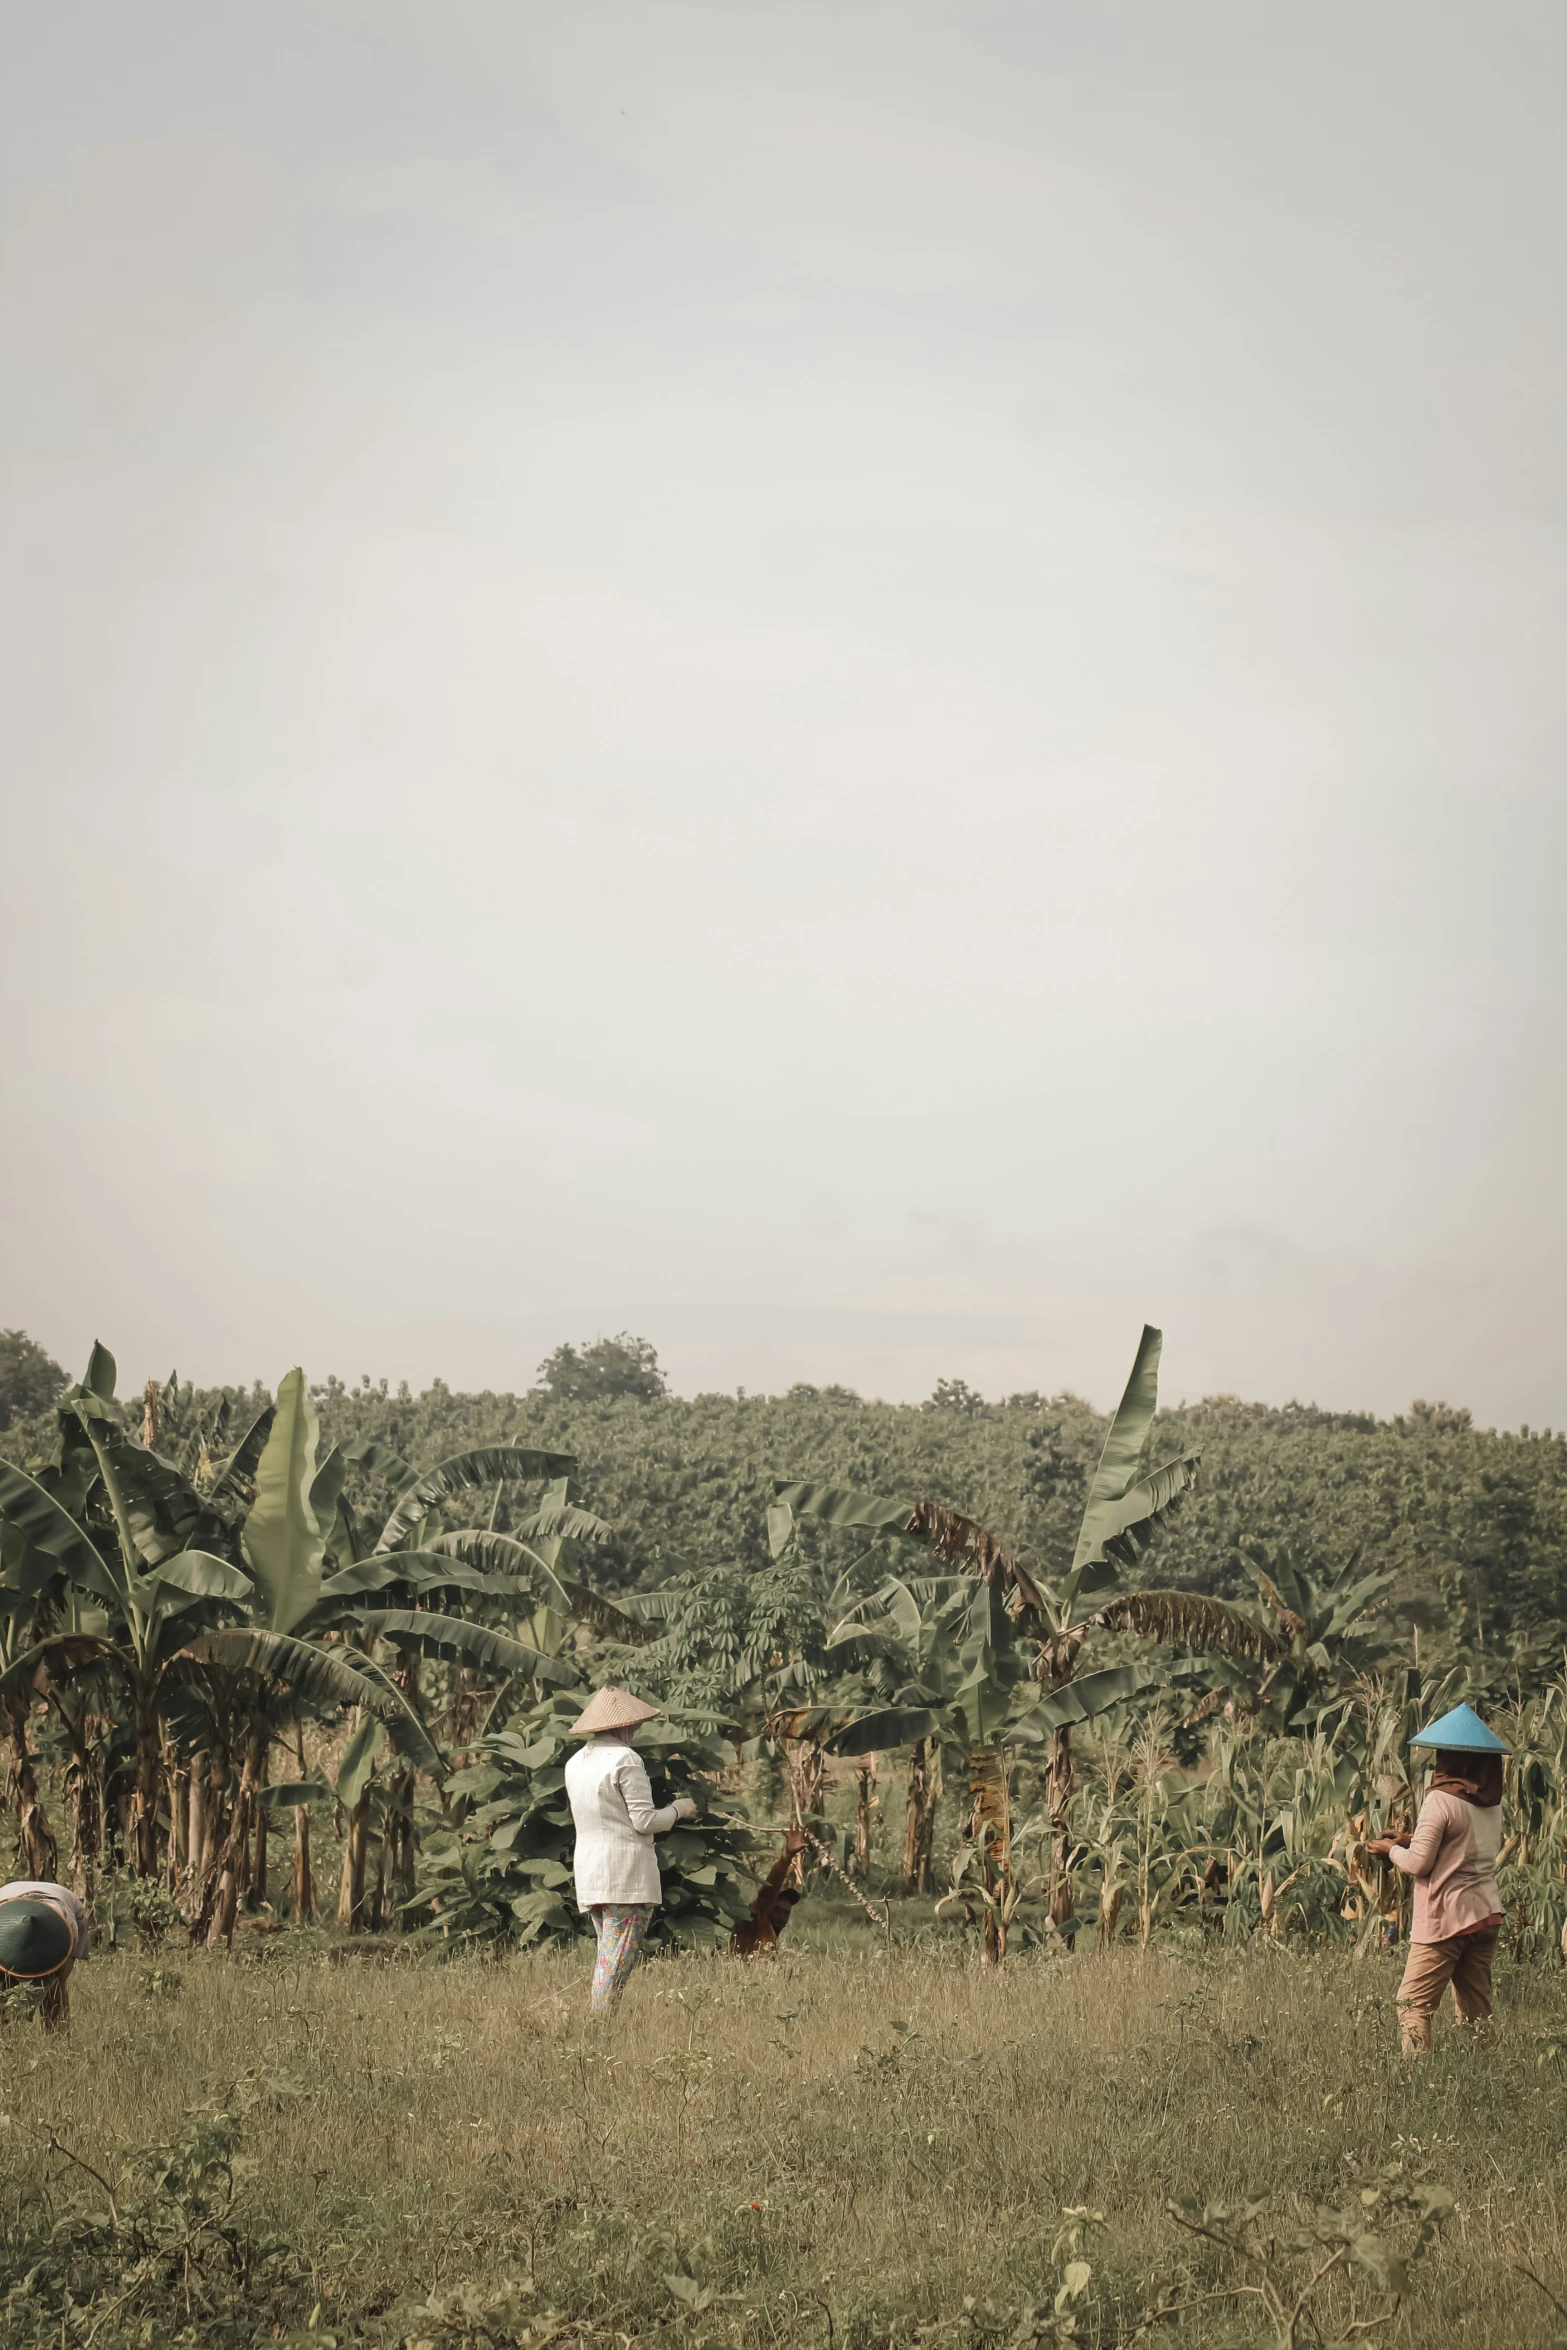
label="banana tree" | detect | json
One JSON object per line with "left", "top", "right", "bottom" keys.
{"left": 0, "top": 1349, "right": 439, "bottom": 1909}
{"left": 189, "top": 1375, "right": 583, "bottom": 1937}
{"left": 769, "top": 1325, "right": 1279, "bottom": 1937}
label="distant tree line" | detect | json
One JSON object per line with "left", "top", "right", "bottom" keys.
{"left": 4, "top": 1328, "right": 1561, "bottom": 1669}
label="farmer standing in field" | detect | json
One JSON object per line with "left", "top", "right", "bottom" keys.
{"left": 0, "top": 1877, "right": 91, "bottom": 2029}
{"left": 1368, "top": 1702, "right": 1506, "bottom": 2055}
{"left": 565, "top": 1687, "right": 696, "bottom": 2014}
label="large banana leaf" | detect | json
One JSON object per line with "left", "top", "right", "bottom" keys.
{"left": 1068, "top": 1452, "right": 1201, "bottom": 1591}
{"left": 141, "top": 1549, "right": 255, "bottom": 1602}
{"left": 1032, "top": 1661, "right": 1162, "bottom": 1732}
{"left": 770, "top": 1482, "right": 915, "bottom": 1535}
{"left": 336, "top": 1715, "right": 385, "bottom": 1809}
{"left": 375, "top": 1447, "right": 575, "bottom": 1554}
{"left": 179, "top": 1626, "right": 442, "bottom": 1772}
{"left": 1071, "top": 1324, "right": 1164, "bottom": 1573}
{"left": 241, "top": 1370, "right": 326, "bottom": 1634}
{"left": 0, "top": 1460, "right": 118, "bottom": 1604}
{"left": 353, "top": 1609, "right": 582, "bottom": 1686}
{"left": 824, "top": 1704, "right": 944, "bottom": 1757}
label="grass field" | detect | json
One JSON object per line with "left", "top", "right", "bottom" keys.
{"left": 1, "top": 1927, "right": 1564, "bottom": 2349}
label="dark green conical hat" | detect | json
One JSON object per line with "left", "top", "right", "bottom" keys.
{"left": 0, "top": 1898, "right": 74, "bottom": 1978}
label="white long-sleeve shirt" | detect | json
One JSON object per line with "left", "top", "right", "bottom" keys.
{"left": 565, "top": 1734, "right": 679, "bottom": 1907}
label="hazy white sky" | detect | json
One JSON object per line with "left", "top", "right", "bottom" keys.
{"left": 3, "top": 1, "right": 1563, "bottom": 1422}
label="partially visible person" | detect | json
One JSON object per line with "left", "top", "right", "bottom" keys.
{"left": 1368, "top": 1702, "right": 1505, "bottom": 2056}
{"left": 0, "top": 1878, "right": 91, "bottom": 2029}
{"left": 564, "top": 1688, "right": 696, "bottom": 2014}
{"left": 733, "top": 1825, "right": 807, "bottom": 1957}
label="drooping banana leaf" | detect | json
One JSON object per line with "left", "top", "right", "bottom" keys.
{"left": 257, "top": 1779, "right": 333, "bottom": 1809}
{"left": 1032, "top": 1661, "right": 1163, "bottom": 1733}
{"left": 375, "top": 1446, "right": 575, "bottom": 1554}
{"left": 179, "top": 1626, "right": 441, "bottom": 1772}
{"left": 352, "top": 1609, "right": 583, "bottom": 1686}
{"left": 1093, "top": 1588, "right": 1281, "bottom": 1662}
{"left": 140, "top": 1549, "right": 255, "bottom": 1602}
{"left": 770, "top": 1483, "right": 916, "bottom": 1535}
{"left": 823, "top": 1704, "right": 944, "bottom": 1757}
{"left": 0, "top": 1633, "right": 109, "bottom": 1699}
{"left": 0, "top": 1460, "right": 119, "bottom": 1604}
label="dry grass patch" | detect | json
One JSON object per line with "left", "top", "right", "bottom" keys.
{"left": 0, "top": 1941, "right": 1562, "bottom": 2346}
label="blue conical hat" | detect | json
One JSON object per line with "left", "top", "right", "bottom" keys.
{"left": 0, "top": 1897, "right": 74, "bottom": 1978}
{"left": 1409, "top": 1701, "right": 1507, "bottom": 1754}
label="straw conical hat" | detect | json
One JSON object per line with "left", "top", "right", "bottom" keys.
{"left": 569, "top": 1686, "right": 661, "bottom": 1736}
{"left": 0, "top": 1896, "right": 75, "bottom": 1979}
{"left": 1410, "top": 1701, "right": 1507, "bottom": 1754}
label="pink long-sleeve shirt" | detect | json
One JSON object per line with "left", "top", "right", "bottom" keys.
{"left": 1390, "top": 1789, "right": 1503, "bottom": 1942}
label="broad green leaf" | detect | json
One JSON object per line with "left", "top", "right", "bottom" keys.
{"left": 1033, "top": 1661, "right": 1162, "bottom": 1732}
{"left": 1071, "top": 1324, "right": 1165, "bottom": 1574}
{"left": 1069, "top": 1451, "right": 1201, "bottom": 1593}
{"left": 83, "top": 1341, "right": 118, "bottom": 1403}
{"left": 0, "top": 1460, "right": 119, "bottom": 1604}
{"left": 242, "top": 1369, "right": 325, "bottom": 1634}
{"left": 309, "top": 1446, "right": 349, "bottom": 1532}
{"left": 143, "top": 1550, "right": 255, "bottom": 1601}
{"left": 336, "top": 1715, "right": 385, "bottom": 1808}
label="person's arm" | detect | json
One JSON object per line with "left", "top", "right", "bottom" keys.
{"left": 1386, "top": 1794, "right": 1449, "bottom": 1880}
{"left": 615, "top": 1750, "right": 687, "bottom": 1836}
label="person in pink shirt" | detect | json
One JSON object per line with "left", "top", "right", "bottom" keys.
{"left": 1368, "top": 1702, "right": 1506, "bottom": 2056}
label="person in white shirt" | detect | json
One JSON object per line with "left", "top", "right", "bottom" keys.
{"left": 564, "top": 1687, "right": 695, "bottom": 2013}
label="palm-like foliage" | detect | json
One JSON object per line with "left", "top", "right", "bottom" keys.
{"left": 767, "top": 1326, "right": 1276, "bottom": 1945}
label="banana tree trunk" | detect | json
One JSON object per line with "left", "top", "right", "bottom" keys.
{"left": 54, "top": 1701, "right": 102, "bottom": 1903}
{"left": 969, "top": 1743, "right": 1013, "bottom": 1967}
{"left": 247, "top": 1764, "right": 269, "bottom": 1911}
{"left": 901, "top": 1739, "right": 940, "bottom": 1893}
{"left": 4, "top": 1693, "right": 59, "bottom": 1881}
{"left": 163, "top": 1745, "right": 185, "bottom": 1894}
{"left": 185, "top": 1752, "right": 208, "bottom": 1886}
{"left": 853, "top": 1753, "right": 879, "bottom": 1877}
{"left": 204, "top": 1711, "right": 267, "bottom": 1948}
{"left": 130, "top": 1692, "right": 163, "bottom": 1879}
{"left": 292, "top": 1804, "right": 316, "bottom": 1921}
{"left": 337, "top": 1789, "right": 374, "bottom": 1932}
{"left": 1046, "top": 1724, "right": 1077, "bottom": 1932}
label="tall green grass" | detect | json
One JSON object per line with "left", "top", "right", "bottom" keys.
{"left": 1, "top": 1935, "right": 1562, "bottom": 2346}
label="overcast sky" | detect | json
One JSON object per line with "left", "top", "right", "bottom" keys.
{"left": 2, "top": 1, "right": 1563, "bottom": 1422}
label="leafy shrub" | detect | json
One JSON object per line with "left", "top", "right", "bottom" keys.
{"left": 414, "top": 1694, "right": 761, "bottom": 1950}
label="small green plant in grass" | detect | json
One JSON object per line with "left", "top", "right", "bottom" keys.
{"left": 1165, "top": 2161, "right": 1454, "bottom": 2350}
{"left": 0, "top": 2103, "right": 312, "bottom": 2347}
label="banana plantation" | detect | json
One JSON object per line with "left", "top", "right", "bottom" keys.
{"left": 2, "top": 1328, "right": 1565, "bottom": 1971}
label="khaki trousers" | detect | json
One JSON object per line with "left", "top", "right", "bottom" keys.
{"left": 1395, "top": 1928, "right": 1497, "bottom": 2054}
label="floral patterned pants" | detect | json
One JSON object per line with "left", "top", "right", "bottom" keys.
{"left": 588, "top": 1904, "right": 653, "bottom": 2013}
